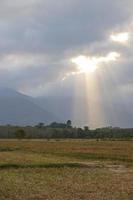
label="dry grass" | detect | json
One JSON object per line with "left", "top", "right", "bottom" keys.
{"left": 0, "top": 139, "right": 132, "bottom": 199}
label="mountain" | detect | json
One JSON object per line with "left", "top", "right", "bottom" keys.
{"left": 0, "top": 88, "right": 132, "bottom": 127}
{"left": 0, "top": 88, "right": 56, "bottom": 125}
{"left": 35, "top": 96, "right": 93, "bottom": 127}
{"left": 36, "top": 96, "right": 133, "bottom": 128}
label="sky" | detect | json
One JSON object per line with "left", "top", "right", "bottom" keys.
{"left": 0, "top": 0, "right": 133, "bottom": 101}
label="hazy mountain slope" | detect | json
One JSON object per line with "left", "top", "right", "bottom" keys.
{"left": 0, "top": 87, "right": 132, "bottom": 127}
{"left": 36, "top": 96, "right": 133, "bottom": 128}
{"left": 35, "top": 97, "right": 74, "bottom": 121}
{"left": 0, "top": 88, "right": 56, "bottom": 125}
{"left": 35, "top": 96, "right": 94, "bottom": 127}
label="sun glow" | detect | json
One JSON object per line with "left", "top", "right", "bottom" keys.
{"left": 72, "top": 56, "right": 97, "bottom": 73}
{"left": 71, "top": 52, "right": 120, "bottom": 74}
{"left": 110, "top": 32, "right": 129, "bottom": 43}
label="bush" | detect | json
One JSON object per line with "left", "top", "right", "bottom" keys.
{"left": 14, "top": 129, "right": 26, "bottom": 139}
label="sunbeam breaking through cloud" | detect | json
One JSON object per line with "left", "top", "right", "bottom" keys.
{"left": 62, "top": 52, "right": 120, "bottom": 81}
{"left": 0, "top": 0, "right": 133, "bottom": 127}
{"left": 72, "top": 52, "right": 120, "bottom": 73}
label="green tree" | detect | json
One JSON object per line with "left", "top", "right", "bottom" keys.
{"left": 15, "top": 129, "right": 26, "bottom": 139}
{"left": 77, "top": 128, "right": 85, "bottom": 138}
{"left": 66, "top": 120, "right": 72, "bottom": 128}
{"left": 84, "top": 126, "right": 89, "bottom": 132}
{"left": 36, "top": 122, "right": 44, "bottom": 129}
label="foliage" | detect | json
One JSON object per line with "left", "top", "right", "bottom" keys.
{"left": 0, "top": 122, "right": 132, "bottom": 139}
{"left": 35, "top": 122, "right": 44, "bottom": 129}
{"left": 14, "top": 129, "right": 26, "bottom": 139}
{"left": 66, "top": 120, "right": 72, "bottom": 128}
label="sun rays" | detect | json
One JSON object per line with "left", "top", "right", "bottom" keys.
{"left": 68, "top": 51, "right": 121, "bottom": 127}
{"left": 63, "top": 29, "right": 131, "bottom": 128}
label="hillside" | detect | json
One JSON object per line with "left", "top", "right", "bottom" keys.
{"left": 0, "top": 88, "right": 56, "bottom": 125}
{"left": 36, "top": 96, "right": 133, "bottom": 128}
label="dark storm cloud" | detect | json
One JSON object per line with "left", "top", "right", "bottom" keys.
{"left": 0, "top": 0, "right": 133, "bottom": 95}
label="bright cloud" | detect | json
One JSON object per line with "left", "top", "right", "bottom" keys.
{"left": 110, "top": 32, "right": 129, "bottom": 43}
{"left": 62, "top": 52, "right": 120, "bottom": 81}
{"left": 71, "top": 52, "right": 120, "bottom": 74}
{"left": 72, "top": 56, "right": 97, "bottom": 73}
{"left": 0, "top": 0, "right": 132, "bottom": 99}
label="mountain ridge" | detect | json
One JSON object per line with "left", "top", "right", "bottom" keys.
{"left": 0, "top": 88, "right": 56, "bottom": 125}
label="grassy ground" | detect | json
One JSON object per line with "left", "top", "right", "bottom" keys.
{"left": 0, "top": 139, "right": 132, "bottom": 199}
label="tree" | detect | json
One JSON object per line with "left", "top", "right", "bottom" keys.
{"left": 49, "top": 122, "right": 66, "bottom": 128}
{"left": 83, "top": 126, "right": 90, "bottom": 138}
{"left": 66, "top": 120, "right": 72, "bottom": 128}
{"left": 15, "top": 129, "right": 26, "bottom": 139}
{"left": 84, "top": 126, "right": 89, "bottom": 132}
{"left": 77, "top": 128, "right": 84, "bottom": 138}
{"left": 35, "top": 122, "right": 44, "bottom": 129}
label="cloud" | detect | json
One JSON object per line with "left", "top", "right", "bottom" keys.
{"left": 0, "top": 0, "right": 132, "bottom": 54}
{"left": 0, "top": 0, "right": 132, "bottom": 97}
{"left": 110, "top": 32, "right": 129, "bottom": 43}
{"left": 72, "top": 52, "right": 120, "bottom": 72}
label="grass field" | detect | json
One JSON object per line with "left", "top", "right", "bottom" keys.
{"left": 0, "top": 139, "right": 132, "bottom": 200}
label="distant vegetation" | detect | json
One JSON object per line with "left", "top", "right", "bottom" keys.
{"left": 0, "top": 120, "right": 132, "bottom": 140}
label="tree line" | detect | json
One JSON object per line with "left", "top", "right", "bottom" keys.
{"left": 0, "top": 121, "right": 132, "bottom": 140}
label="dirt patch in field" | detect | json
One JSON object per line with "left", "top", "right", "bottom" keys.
{"left": 76, "top": 161, "right": 133, "bottom": 173}
{"left": 105, "top": 164, "right": 132, "bottom": 173}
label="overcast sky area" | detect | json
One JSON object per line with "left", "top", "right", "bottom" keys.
{"left": 0, "top": 0, "right": 133, "bottom": 101}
